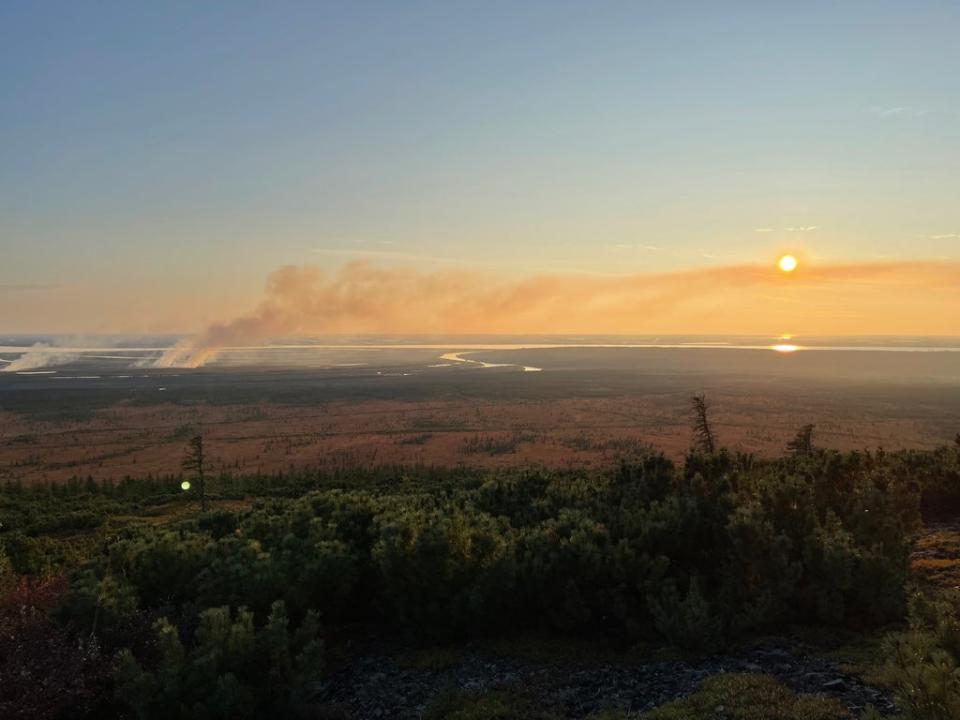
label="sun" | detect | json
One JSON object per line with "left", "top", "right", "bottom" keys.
{"left": 778, "top": 254, "right": 798, "bottom": 273}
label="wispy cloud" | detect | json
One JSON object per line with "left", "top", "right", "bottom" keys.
{"left": 0, "top": 283, "right": 58, "bottom": 293}
{"left": 930, "top": 233, "right": 957, "bottom": 240}
{"left": 610, "top": 243, "right": 662, "bottom": 251}
{"left": 754, "top": 226, "right": 818, "bottom": 233}
{"left": 868, "top": 106, "right": 929, "bottom": 118}
{"left": 310, "top": 247, "right": 480, "bottom": 265}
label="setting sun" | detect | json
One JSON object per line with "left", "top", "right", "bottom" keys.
{"left": 778, "top": 254, "right": 798, "bottom": 273}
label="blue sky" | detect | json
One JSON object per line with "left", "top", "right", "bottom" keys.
{"left": 2, "top": 1, "right": 958, "bottom": 333}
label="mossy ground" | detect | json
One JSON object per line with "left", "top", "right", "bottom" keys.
{"left": 424, "top": 688, "right": 561, "bottom": 720}
{"left": 912, "top": 524, "right": 960, "bottom": 589}
{"left": 634, "top": 674, "right": 850, "bottom": 719}
{"left": 422, "top": 674, "right": 854, "bottom": 720}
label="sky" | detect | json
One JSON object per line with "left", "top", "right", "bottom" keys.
{"left": 1, "top": 1, "right": 959, "bottom": 335}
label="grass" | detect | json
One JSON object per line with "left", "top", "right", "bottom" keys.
{"left": 424, "top": 688, "right": 560, "bottom": 720}
{"left": 166, "top": 423, "right": 199, "bottom": 441}
{"left": 634, "top": 674, "right": 851, "bottom": 720}
{"left": 912, "top": 526, "right": 960, "bottom": 589}
{"left": 561, "top": 434, "right": 649, "bottom": 454}
{"left": 461, "top": 432, "right": 539, "bottom": 456}
{"left": 421, "top": 674, "right": 853, "bottom": 720}
{"left": 397, "top": 432, "right": 434, "bottom": 445}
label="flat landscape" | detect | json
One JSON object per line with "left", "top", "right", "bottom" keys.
{"left": 2, "top": 345, "right": 957, "bottom": 484}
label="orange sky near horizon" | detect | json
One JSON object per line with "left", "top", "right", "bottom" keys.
{"left": 8, "top": 257, "right": 954, "bottom": 341}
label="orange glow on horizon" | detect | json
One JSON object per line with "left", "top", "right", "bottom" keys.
{"left": 6, "top": 259, "right": 959, "bottom": 337}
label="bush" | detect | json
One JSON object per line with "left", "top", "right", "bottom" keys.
{"left": 373, "top": 503, "right": 517, "bottom": 634}
{"left": 114, "top": 600, "right": 324, "bottom": 720}
{"left": 877, "top": 590, "right": 960, "bottom": 719}
{"left": 648, "top": 577, "right": 720, "bottom": 650}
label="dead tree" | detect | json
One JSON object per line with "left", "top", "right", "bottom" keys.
{"left": 787, "top": 424, "right": 815, "bottom": 456}
{"left": 690, "top": 393, "right": 716, "bottom": 454}
{"left": 182, "top": 434, "right": 208, "bottom": 512}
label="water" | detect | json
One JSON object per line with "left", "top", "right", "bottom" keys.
{"left": 1, "top": 334, "right": 959, "bottom": 376}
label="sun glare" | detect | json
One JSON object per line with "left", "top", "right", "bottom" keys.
{"left": 778, "top": 254, "right": 798, "bottom": 273}
{"left": 771, "top": 344, "right": 799, "bottom": 353}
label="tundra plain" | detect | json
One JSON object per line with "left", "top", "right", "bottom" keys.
{"left": 2, "top": 345, "right": 957, "bottom": 484}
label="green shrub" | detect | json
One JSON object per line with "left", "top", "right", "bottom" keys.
{"left": 198, "top": 510, "right": 238, "bottom": 539}
{"left": 718, "top": 503, "right": 800, "bottom": 632}
{"left": 877, "top": 590, "right": 960, "bottom": 719}
{"left": 115, "top": 600, "right": 324, "bottom": 720}
{"left": 648, "top": 577, "right": 720, "bottom": 650}
{"left": 373, "top": 503, "right": 517, "bottom": 634}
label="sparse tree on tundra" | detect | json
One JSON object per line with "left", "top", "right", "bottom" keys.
{"left": 182, "top": 435, "right": 208, "bottom": 512}
{"left": 787, "top": 424, "right": 816, "bottom": 456}
{"left": 690, "top": 393, "right": 716, "bottom": 454}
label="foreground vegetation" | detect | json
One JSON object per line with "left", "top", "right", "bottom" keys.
{"left": 1, "top": 441, "right": 959, "bottom": 718}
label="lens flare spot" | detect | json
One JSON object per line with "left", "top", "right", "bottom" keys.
{"left": 181, "top": 480, "right": 191, "bottom": 491}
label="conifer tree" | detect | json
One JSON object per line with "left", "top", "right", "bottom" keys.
{"left": 787, "top": 424, "right": 815, "bottom": 456}
{"left": 182, "top": 435, "right": 208, "bottom": 512}
{"left": 690, "top": 393, "right": 716, "bottom": 454}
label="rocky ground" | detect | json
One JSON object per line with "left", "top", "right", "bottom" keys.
{"left": 325, "top": 640, "right": 895, "bottom": 718}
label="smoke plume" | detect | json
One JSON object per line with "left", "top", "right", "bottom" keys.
{"left": 0, "top": 343, "right": 80, "bottom": 372}
{"left": 154, "top": 259, "right": 960, "bottom": 368}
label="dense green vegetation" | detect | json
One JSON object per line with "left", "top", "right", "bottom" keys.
{"left": 1, "top": 443, "right": 959, "bottom": 718}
